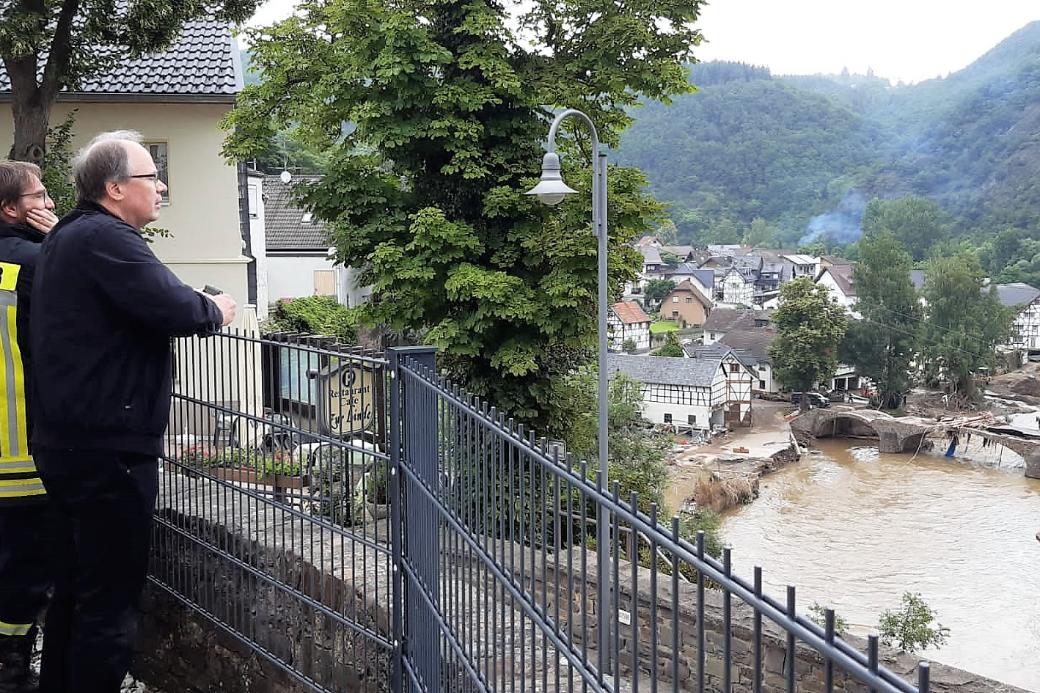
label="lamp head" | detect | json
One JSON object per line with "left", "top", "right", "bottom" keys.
{"left": 525, "top": 152, "right": 577, "bottom": 206}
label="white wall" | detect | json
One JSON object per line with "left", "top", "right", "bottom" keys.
{"left": 0, "top": 101, "right": 251, "bottom": 325}
{"left": 246, "top": 172, "right": 268, "bottom": 320}
{"left": 268, "top": 254, "right": 335, "bottom": 301}
{"left": 1012, "top": 302, "right": 1040, "bottom": 350}
{"left": 816, "top": 270, "right": 857, "bottom": 313}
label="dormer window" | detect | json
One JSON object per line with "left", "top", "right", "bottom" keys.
{"left": 302, "top": 212, "right": 314, "bottom": 223}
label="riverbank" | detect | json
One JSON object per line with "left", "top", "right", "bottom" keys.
{"left": 664, "top": 400, "right": 800, "bottom": 514}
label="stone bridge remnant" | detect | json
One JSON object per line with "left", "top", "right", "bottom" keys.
{"left": 790, "top": 407, "right": 1040, "bottom": 478}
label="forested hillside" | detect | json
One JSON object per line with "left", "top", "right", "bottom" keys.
{"left": 618, "top": 21, "right": 1040, "bottom": 251}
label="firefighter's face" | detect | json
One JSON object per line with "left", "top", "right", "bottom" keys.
{"left": 15, "top": 173, "right": 53, "bottom": 219}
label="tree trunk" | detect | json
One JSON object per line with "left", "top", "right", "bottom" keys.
{"left": 5, "top": 60, "right": 50, "bottom": 164}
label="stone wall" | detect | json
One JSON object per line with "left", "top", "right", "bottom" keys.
{"left": 137, "top": 475, "right": 1025, "bottom": 693}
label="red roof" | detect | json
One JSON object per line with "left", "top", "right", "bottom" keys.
{"left": 611, "top": 301, "right": 651, "bottom": 325}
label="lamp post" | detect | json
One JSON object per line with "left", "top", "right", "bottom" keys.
{"left": 526, "top": 108, "right": 611, "bottom": 676}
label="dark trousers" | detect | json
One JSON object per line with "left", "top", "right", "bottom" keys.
{"left": 34, "top": 448, "right": 158, "bottom": 693}
{"left": 0, "top": 501, "right": 56, "bottom": 635}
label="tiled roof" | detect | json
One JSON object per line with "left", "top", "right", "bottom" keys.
{"left": 263, "top": 175, "right": 332, "bottom": 251}
{"left": 639, "top": 246, "right": 663, "bottom": 265}
{"left": 782, "top": 254, "right": 818, "bottom": 265}
{"left": 683, "top": 343, "right": 756, "bottom": 368}
{"left": 818, "top": 264, "right": 856, "bottom": 297}
{"left": 611, "top": 301, "right": 651, "bottom": 325}
{"left": 608, "top": 353, "right": 722, "bottom": 388}
{"left": 0, "top": 19, "right": 241, "bottom": 97}
{"left": 666, "top": 280, "right": 712, "bottom": 307}
{"left": 994, "top": 283, "right": 1040, "bottom": 308}
{"left": 703, "top": 308, "right": 771, "bottom": 333}
{"left": 719, "top": 328, "right": 777, "bottom": 365}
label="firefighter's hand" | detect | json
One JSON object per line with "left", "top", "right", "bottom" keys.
{"left": 206, "top": 293, "right": 237, "bottom": 327}
{"left": 26, "top": 208, "right": 58, "bottom": 233}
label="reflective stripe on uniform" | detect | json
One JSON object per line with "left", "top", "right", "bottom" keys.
{"left": 0, "top": 620, "right": 32, "bottom": 636}
{"left": 0, "top": 264, "right": 37, "bottom": 501}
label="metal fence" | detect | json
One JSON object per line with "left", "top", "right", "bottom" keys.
{"left": 149, "top": 333, "right": 933, "bottom": 693}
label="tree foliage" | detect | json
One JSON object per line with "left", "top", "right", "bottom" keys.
{"left": 547, "top": 369, "right": 671, "bottom": 513}
{"left": 644, "top": 278, "right": 676, "bottom": 306}
{"left": 769, "top": 278, "right": 848, "bottom": 406}
{"left": 841, "top": 232, "right": 920, "bottom": 408}
{"left": 225, "top": 0, "right": 706, "bottom": 428}
{"left": 920, "top": 254, "right": 1012, "bottom": 397}
{"left": 652, "top": 331, "right": 684, "bottom": 357}
{"left": 862, "top": 195, "right": 948, "bottom": 262}
{"left": 878, "top": 592, "right": 950, "bottom": 654}
{"left": 1, "top": 0, "right": 261, "bottom": 162}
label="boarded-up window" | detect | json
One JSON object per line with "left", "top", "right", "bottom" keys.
{"left": 314, "top": 270, "right": 336, "bottom": 296}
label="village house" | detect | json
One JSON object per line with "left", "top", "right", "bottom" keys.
{"left": 607, "top": 350, "right": 755, "bottom": 430}
{"left": 719, "top": 328, "right": 778, "bottom": 393}
{"left": 720, "top": 266, "right": 755, "bottom": 306}
{"left": 660, "top": 279, "right": 714, "bottom": 327}
{"left": 260, "top": 173, "right": 370, "bottom": 308}
{"left": 662, "top": 263, "right": 716, "bottom": 297}
{"left": 782, "top": 253, "right": 820, "bottom": 280}
{"left": 815, "top": 263, "right": 858, "bottom": 313}
{"left": 608, "top": 301, "right": 652, "bottom": 352}
{"left": 702, "top": 308, "right": 772, "bottom": 345}
{"left": 995, "top": 283, "right": 1040, "bottom": 353}
{"left": 0, "top": 19, "right": 253, "bottom": 317}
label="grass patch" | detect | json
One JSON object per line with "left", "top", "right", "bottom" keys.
{"left": 650, "top": 320, "right": 680, "bottom": 334}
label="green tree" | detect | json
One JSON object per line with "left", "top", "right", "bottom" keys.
{"left": 1, "top": 0, "right": 261, "bottom": 163}
{"left": 840, "top": 232, "right": 920, "bottom": 408}
{"left": 862, "top": 195, "right": 948, "bottom": 262}
{"left": 621, "top": 338, "right": 637, "bottom": 354}
{"left": 548, "top": 369, "right": 671, "bottom": 513}
{"left": 742, "top": 217, "right": 775, "bottom": 247}
{"left": 652, "top": 331, "right": 684, "bottom": 357}
{"left": 644, "top": 279, "right": 676, "bottom": 305}
{"left": 920, "top": 254, "right": 1012, "bottom": 398}
{"left": 225, "top": 0, "right": 706, "bottom": 428}
{"left": 769, "top": 278, "right": 848, "bottom": 410}
{"left": 878, "top": 592, "right": 950, "bottom": 654}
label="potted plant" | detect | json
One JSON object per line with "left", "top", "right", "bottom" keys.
{"left": 356, "top": 463, "right": 390, "bottom": 520}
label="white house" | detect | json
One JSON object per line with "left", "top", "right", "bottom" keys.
{"left": 608, "top": 301, "right": 652, "bottom": 352}
{"left": 607, "top": 351, "right": 755, "bottom": 430}
{"left": 782, "top": 254, "right": 820, "bottom": 280}
{"left": 815, "top": 264, "right": 858, "bottom": 314}
{"left": 0, "top": 19, "right": 253, "bottom": 320}
{"left": 263, "top": 174, "right": 371, "bottom": 308}
{"left": 995, "top": 283, "right": 1040, "bottom": 352}
{"left": 719, "top": 329, "right": 778, "bottom": 393}
{"left": 720, "top": 267, "right": 754, "bottom": 307}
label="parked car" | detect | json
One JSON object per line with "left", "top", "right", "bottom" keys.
{"left": 790, "top": 391, "right": 830, "bottom": 408}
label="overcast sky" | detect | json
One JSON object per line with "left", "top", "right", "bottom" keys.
{"left": 247, "top": 0, "right": 1040, "bottom": 84}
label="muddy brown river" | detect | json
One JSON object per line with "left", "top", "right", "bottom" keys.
{"left": 720, "top": 438, "right": 1040, "bottom": 690}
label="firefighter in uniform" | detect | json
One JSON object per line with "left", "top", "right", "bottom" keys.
{"left": 0, "top": 161, "right": 58, "bottom": 692}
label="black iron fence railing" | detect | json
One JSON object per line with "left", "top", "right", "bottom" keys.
{"left": 149, "top": 332, "right": 933, "bottom": 693}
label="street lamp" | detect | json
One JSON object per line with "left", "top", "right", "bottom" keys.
{"left": 526, "top": 108, "right": 612, "bottom": 676}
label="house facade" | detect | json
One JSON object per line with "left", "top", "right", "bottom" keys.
{"left": 607, "top": 351, "right": 754, "bottom": 430}
{"left": 0, "top": 19, "right": 252, "bottom": 322}
{"left": 995, "top": 283, "right": 1040, "bottom": 352}
{"left": 262, "top": 174, "right": 370, "bottom": 308}
{"left": 719, "top": 328, "right": 778, "bottom": 393}
{"left": 815, "top": 264, "right": 858, "bottom": 313}
{"left": 721, "top": 268, "right": 754, "bottom": 306}
{"left": 782, "top": 254, "right": 819, "bottom": 280}
{"left": 608, "top": 301, "right": 652, "bottom": 352}
{"left": 661, "top": 280, "right": 713, "bottom": 327}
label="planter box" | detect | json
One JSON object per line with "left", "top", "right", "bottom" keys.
{"left": 210, "top": 467, "right": 309, "bottom": 489}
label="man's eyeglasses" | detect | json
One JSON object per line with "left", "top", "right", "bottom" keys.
{"left": 126, "top": 172, "right": 161, "bottom": 183}
{"left": 18, "top": 190, "right": 50, "bottom": 201}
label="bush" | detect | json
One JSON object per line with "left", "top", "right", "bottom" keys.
{"left": 808, "top": 602, "right": 849, "bottom": 636}
{"left": 622, "top": 338, "right": 637, "bottom": 354}
{"left": 877, "top": 592, "right": 950, "bottom": 653}
{"left": 679, "top": 509, "right": 724, "bottom": 559}
{"left": 266, "top": 296, "right": 360, "bottom": 343}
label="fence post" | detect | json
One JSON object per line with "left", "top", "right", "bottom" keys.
{"left": 389, "top": 346, "right": 439, "bottom": 693}
{"left": 388, "top": 349, "right": 404, "bottom": 692}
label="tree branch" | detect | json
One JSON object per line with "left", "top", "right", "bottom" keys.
{"left": 41, "top": 0, "right": 81, "bottom": 100}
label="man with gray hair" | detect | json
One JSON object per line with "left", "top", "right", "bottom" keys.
{"left": 30, "top": 131, "right": 236, "bottom": 692}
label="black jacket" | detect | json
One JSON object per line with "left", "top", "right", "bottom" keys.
{"left": 30, "top": 201, "right": 223, "bottom": 456}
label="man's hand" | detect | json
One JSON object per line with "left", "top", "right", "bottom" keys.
{"left": 206, "top": 293, "right": 237, "bottom": 327}
{"left": 26, "top": 208, "right": 59, "bottom": 233}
